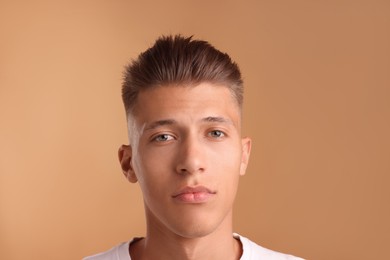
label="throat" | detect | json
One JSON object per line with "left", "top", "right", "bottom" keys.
{"left": 130, "top": 234, "right": 242, "bottom": 260}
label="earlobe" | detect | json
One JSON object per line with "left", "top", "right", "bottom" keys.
{"left": 240, "top": 137, "right": 252, "bottom": 176}
{"left": 118, "top": 144, "right": 138, "bottom": 183}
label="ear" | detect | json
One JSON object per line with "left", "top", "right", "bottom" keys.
{"left": 118, "top": 144, "right": 138, "bottom": 183}
{"left": 239, "top": 137, "right": 252, "bottom": 176}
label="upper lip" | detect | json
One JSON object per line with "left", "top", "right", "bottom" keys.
{"left": 172, "top": 186, "right": 216, "bottom": 197}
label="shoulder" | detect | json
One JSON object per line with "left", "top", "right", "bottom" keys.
{"left": 234, "top": 233, "right": 305, "bottom": 260}
{"left": 83, "top": 241, "right": 131, "bottom": 260}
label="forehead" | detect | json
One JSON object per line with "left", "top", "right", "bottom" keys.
{"left": 130, "top": 83, "right": 241, "bottom": 127}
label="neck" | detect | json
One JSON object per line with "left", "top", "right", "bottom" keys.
{"left": 131, "top": 211, "right": 242, "bottom": 260}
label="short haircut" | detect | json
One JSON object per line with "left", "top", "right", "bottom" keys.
{"left": 121, "top": 35, "right": 243, "bottom": 115}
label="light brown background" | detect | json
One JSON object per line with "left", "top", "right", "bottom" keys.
{"left": 1, "top": 1, "right": 389, "bottom": 259}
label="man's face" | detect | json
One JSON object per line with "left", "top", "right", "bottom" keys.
{"left": 119, "top": 83, "right": 251, "bottom": 239}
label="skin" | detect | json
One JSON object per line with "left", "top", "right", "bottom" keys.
{"left": 118, "top": 83, "right": 251, "bottom": 260}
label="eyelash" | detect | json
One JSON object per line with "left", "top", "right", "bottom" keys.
{"left": 208, "top": 130, "right": 226, "bottom": 139}
{"left": 151, "top": 129, "right": 227, "bottom": 143}
{"left": 152, "top": 134, "right": 175, "bottom": 142}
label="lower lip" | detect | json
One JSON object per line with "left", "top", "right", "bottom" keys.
{"left": 173, "top": 192, "right": 215, "bottom": 203}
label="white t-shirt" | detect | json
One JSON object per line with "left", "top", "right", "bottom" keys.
{"left": 83, "top": 234, "right": 304, "bottom": 260}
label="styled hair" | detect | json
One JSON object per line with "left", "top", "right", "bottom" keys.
{"left": 122, "top": 35, "right": 243, "bottom": 115}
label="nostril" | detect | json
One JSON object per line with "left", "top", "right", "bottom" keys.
{"left": 177, "top": 166, "right": 205, "bottom": 175}
{"left": 175, "top": 143, "right": 206, "bottom": 174}
{"left": 179, "top": 168, "right": 191, "bottom": 175}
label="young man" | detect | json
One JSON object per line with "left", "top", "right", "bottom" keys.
{"left": 85, "top": 35, "right": 303, "bottom": 260}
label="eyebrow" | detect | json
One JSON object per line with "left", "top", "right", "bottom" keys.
{"left": 144, "top": 119, "right": 177, "bottom": 131}
{"left": 143, "top": 116, "right": 234, "bottom": 131}
{"left": 201, "top": 116, "right": 234, "bottom": 125}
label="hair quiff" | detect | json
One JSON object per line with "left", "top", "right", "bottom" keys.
{"left": 122, "top": 35, "right": 243, "bottom": 115}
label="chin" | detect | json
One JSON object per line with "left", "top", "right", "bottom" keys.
{"left": 172, "top": 225, "right": 216, "bottom": 239}
{"left": 167, "top": 214, "right": 224, "bottom": 239}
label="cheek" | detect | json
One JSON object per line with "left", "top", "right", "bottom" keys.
{"left": 209, "top": 145, "right": 242, "bottom": 194}
{"left": 133, "top": 147, "right": 174, "bottom": 193}
{"left": 212, "top": 143, "right": 242, "bottom": 171}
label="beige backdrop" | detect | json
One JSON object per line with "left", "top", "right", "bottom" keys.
{"left": 1, "top": 1, "right": 389, "bottom": 259}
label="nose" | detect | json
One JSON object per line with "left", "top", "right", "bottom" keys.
{"left": 175, "top": 135, "right": 206, "bottom": 175}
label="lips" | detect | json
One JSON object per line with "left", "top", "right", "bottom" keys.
{"left": 172, "top": 186, "right": 216, "bottom": 203}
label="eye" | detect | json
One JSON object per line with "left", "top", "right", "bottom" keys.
{"left": 208, "top": 130, "right": 225, "bottom": 138}
{"left": 153, "top": 134, "right": 174, "bottom": 142}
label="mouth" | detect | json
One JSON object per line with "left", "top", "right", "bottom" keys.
{"left": 172, "top": 186, "right": 217, "bottom": 203}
